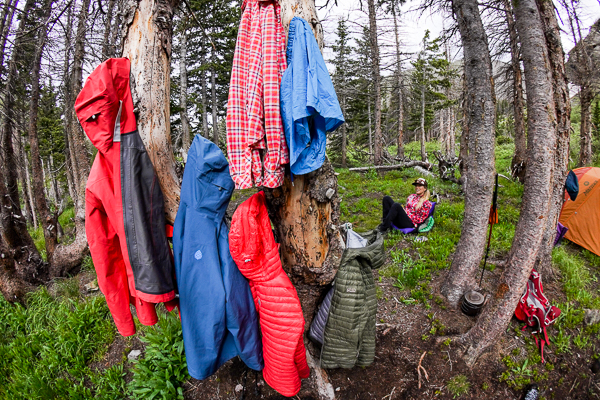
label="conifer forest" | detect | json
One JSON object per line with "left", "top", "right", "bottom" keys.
{"left": 0, "top": 0, "right": 599, "bottom": 398}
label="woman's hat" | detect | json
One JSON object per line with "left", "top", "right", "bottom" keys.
{"left": 412, "top": 178, "right": 428, "bottom": 188}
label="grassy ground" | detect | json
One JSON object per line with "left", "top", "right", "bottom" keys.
{"left": 4, "top": 140, "right": 600, "bottom": 399}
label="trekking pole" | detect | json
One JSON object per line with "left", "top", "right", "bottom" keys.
{"left": 479, "top": 174, "right": 499, "bottom": 287}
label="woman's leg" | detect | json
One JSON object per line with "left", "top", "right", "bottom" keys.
{"left": 382, "top": 196, "right": 394, "bottom": 220}
{"left": 382, "top": 203, "right": 414, "bottom": 230}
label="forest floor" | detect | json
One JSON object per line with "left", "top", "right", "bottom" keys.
{"left": 2, "top": 142, "right": 600, "bottom": 400}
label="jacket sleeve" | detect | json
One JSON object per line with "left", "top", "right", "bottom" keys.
{"left": 294, "top": 334, "right": 310, "bottom": 379}
{"left": 86, "top": 191, "right": 136, "bottom": 336}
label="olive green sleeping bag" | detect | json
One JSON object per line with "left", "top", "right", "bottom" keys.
{"left": 320, "top": 230, "right": 385, "bottom": 369}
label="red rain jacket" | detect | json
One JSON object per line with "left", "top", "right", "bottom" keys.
{"left": 76, "top": 58, "right": 176, "bottom": 336}
{"left": 229, "top": 191, "right": 310, "bottom": 397}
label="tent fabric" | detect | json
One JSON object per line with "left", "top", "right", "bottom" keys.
{"left": 76, "top": 58, "right": 176, "bottom": 337}
{"left": 229, "top": 191, "right": 310, "bottom": 397}
{"left": 172, "top": 135, "right": 263, "bottom": 380}
{"left": 559, "top": 167, "right": 600, "bottom": 256}
{"left": 280, "top": 17, "right": 344, "bottom": 175}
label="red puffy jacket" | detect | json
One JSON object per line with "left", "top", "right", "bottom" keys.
{"left": 76, "top": 58, "right": 176, "bottom": 336}
{"left": 229, "top": 191, "right": 310, "bottom": 397}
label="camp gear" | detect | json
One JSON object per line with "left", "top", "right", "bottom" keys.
{"left": 479, "top": 174, "right": 499, "bottom": 286}
{"left": 514, "top": 269, "right": 561, "bottom": 363}
{"left": 280, "top": 17, "right": 344, "bottom": 175}
{"left": 229, "top": 191, "right": 310, "bottom": 397}
{"left": 77, "top": 58, "right": 176, "bottom": 337}
{"left": 392, "top": 202, "right": 437, "bottom": 234}
{"left": 412, "top": 178, "right": 428, "bottom": 187}
{"left": 461, "top": 290, "right": 485, "bottom": 316}
{"left": 565, "top": 169, "right": 579, "bottom": 201}
{"left": 309, "top": 227, "right": 368, "bottom": 345}
{"left": 418, "top": 216, "right": 435, "bottom": 233}
{"left": 559, "top": 167, "right": 600, "bottom": 256}
{"left": 172, "top": 135, "right": 263, "bottom": 380}
{"left": 554, "top": 222, "right": 568, "bottom": 246}
{"left": 524, "top": 384, "right": 539, "bottom": 400}
{"left": 320, "top": 230, "right": 385, "bottom": 369}
{"left": 226, "top": 0, "right": 289, "bottom": 189}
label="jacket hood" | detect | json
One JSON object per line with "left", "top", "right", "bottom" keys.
{"left": 340, "top": 230, "right": 385, "bottom": 270}
{"left": 188, "top": 135, "right": 231, "bottom": 179}
{"left": 229, "top": 191, "right": 283, "bottom": 282}
{"left": 75, "top": 58, "right": 136, "bottom": 154}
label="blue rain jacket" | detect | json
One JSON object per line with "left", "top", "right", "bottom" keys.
{"left": 280, "top": 17, "right": 345, "bottom": 175}
{"left": 173, "top": 135, "right": 263, "bottom": 380}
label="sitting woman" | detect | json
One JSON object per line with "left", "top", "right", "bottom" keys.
{"left": 379, "top": 178, "right": 432, "bottom": 232}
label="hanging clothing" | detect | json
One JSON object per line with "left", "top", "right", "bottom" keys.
{"left": 320, "top": 230, "right": 385, "bottom": 369}
{"left": 76, "top": 58, "right": 176, "bottom": 337}
{"left": 280, "top": 17, "right": 345, "bottom": 175}
{"left": 226, "top": 0, "right": 289, "bottom": 189}
{"left": 229, "top": 191, "right": 310, "bottom": 397}
{"left": 172, "top": 135, "right": 263, "bottom": 380}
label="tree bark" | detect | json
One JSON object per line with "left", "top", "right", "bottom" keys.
{"left": 534, "top": 0, "right": 571, "bottom": 273}
{"left": 341, "top": 96, "right": 347, "bottom": 167}
{"left": 441, "top": 0, "right": 496, "bottom": 307}
{"left": 368, "top": 98, "right": 373, "bottom": 161}
{"left": 18, "top": 136, "right": 34, "bottom": 226}
{"left": 211, "top": 45, "right": 218, "bottom": 145}
{"left": 29, "top": 0, "right": 59, "bottom": 262}
{"left": 578, "top": 87, "right": 593, "bottom": 167}
{"left": 391, "top": 4, "right": 404, "bottom": 158}
{"left": 461, "top": 0, "right": 557, "bottom": 366}
{"left": 420, "top": 80, "right": 426, "bottom": 161}
{"left": 504, "top": 0, "right": 527, "bottom": 183}
{"left": 367, "top": 0, "right": 382, "bottom": 165}
{"left": 121, "top": 0, "right": 180, "bottom": 224}
{"left": 179, "top": 15, "right": 191, "bottom": 154}
{"left": 0, "top": 0, "right": 17, "bottom": 81}
{"left": 201, "top": 53, "right": 209, "bottom": 138}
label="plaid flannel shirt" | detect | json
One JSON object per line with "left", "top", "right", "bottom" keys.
{"left": 226, "top": 0, "right": 289, "bottom": 189}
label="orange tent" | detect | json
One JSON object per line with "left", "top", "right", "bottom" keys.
{"left": 559, "top": 167, "right": 600, "bottom": 256}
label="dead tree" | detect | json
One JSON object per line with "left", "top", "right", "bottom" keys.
{"left": 461, "top": 0, "right": 558, "bottom": 366}
{"left": 441, "top": 0, "right": 496, "bottom": 307}
{"left": 121, "top": 0, "right": 181, "bottom": 224}
{"left": 367, "top": 0, "right": 383, "bottom": 165}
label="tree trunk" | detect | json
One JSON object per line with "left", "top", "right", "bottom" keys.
{"left": 61, "top": 3, "right": 77, "bottom": 205}
{"left": 367, "top": 0, "right": 382, "bottom": 165}
{"left": 28, "top": 0, "right": 59, "bottom": 261}
{"left": 391, "top": 5, "right": 404, "bottom": 158}
{"left": 504, "top": 0, "right": 527, "bottom": 183}
{"left": 461, "top": 0, "right": 557, "bottom": 366}
{"left": 18, "top": 137, "right": 34, "bottom": 226}
{"left": 448, "top": 106, "right": 456, "bottom": 157}
{"left": 578, "top": 87, "right": 593, "bottom": 167}
{"left": 201, "top": 52, "right": 209, "bottom": 138}
{"left": 50, "top": 0, "right": 92, "bottom": 277}
{"left": 211, "top": 46, "right": 218, "bottom": 145}
{"left": 341, "top": 96, "right": 347, "bottom": 168}
{"left": 179, "top": 15, "right": 191, "bottom": 154}
{"left": 368, "top": 99, "right": 373, "bottom": 161}
{"left": 534, "top": 0, "right": 571, "bottom": 273}
{"left": 109, "top": 0, "right": 122, "bottom": 56}
{"left": 441, "top": 0, "right": 496, "bottom": 307}
{"left": 121, "top": 0, "right": 180, "bottom": 224}
{"left": 2, "top": 0, "right": 34, "bottom": 219}
{"left": 265, "top": 1, "right": 340, "bottom": 397}
{"left": 102, "top": 0, "right": 117, "bottom": 60}
{"left": 420, "top": 82, "right": 427, "bottom": 161}
{"left": 0, "top": 0, "right": 17, "bottom": 81}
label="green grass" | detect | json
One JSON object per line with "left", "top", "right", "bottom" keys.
{"left": 0, "top": 287, "right": 122, "bottom": 399}
{"left": 447, "top": 374, "right": 470, "bottom": 398}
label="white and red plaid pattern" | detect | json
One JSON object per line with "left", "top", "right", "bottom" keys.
{"left": 227, "top": 0, "right": 289, "bottom": 189}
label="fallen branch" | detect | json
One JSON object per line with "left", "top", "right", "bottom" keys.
{"left": 417, "top": 351, "right": 429, "bottom": 389}
{"left": 349, "top": 161, "right": 433, "bottom": 173}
